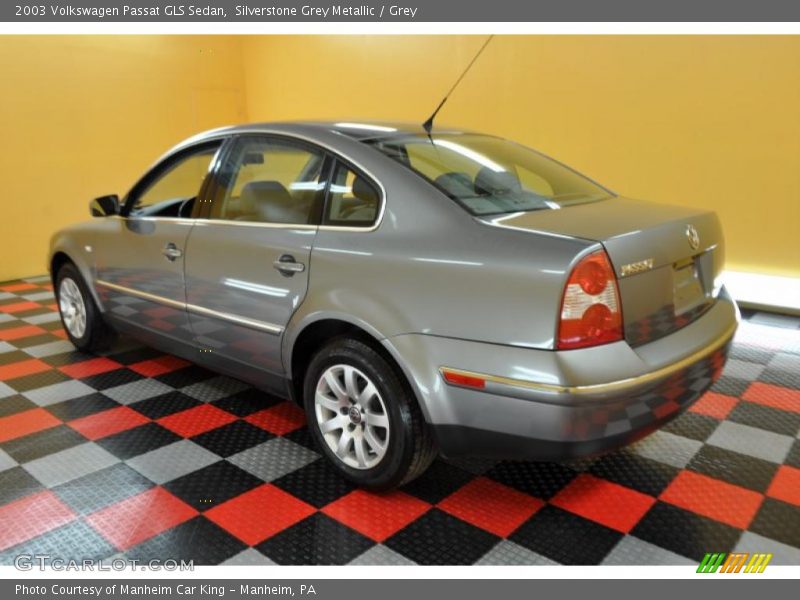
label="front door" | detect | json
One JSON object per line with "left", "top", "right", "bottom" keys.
{"left": 95, "top": 142, "right": 222, "bottom": 347}
{"left": 184, "top": 135, "right": 328, "bottom": 393}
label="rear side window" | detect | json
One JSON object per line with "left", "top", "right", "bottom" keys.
{"left": 211, "top": 137, "right": 327, "bottom": 225}
{"left": 323, "top": 162, "right": 381, "bottom": 227}
{"left": 369, "top": 133, "right": 612, "bottom": 216}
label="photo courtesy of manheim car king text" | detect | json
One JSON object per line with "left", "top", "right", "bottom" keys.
{"left": 0, "top": 0, "right": 799, "bottom": 597}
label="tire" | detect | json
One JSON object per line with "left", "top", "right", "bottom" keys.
{"left": 55, "top": 262, "right": 115, "bottom": 352}
{"left": 303, "top": 337, "right": 437, "bottom": 490}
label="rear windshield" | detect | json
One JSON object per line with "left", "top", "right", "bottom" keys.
{"left": 367, "top": 133, "right": 613, "bottom": 216}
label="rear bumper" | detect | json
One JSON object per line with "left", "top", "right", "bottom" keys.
{"left": 383, "top": 288, "right": 738, "bottom": 459}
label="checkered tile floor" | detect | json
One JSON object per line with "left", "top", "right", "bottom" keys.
{"left": 1, "top": 275, "right": 799, "bottom": 565}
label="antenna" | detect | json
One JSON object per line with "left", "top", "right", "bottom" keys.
{"left": 422, "top": 35, "right": 494, "bottom": 135}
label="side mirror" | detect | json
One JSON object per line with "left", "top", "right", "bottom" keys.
{"left": 89, "top": 194, "right": 120, "bottom": 217}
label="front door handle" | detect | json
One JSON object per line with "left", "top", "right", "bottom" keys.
{"left": 162, "top": 243, "right": 183, "bottom": 261}
{"left": 273, "top": 254, "right": 305, "bottom": 276}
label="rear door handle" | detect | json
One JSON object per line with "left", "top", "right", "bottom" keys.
{"left": 273, "top": 254, "right": 305, "bottom": 276}
{"left": 162, "top": 243, "right": 183, "bottom": 261}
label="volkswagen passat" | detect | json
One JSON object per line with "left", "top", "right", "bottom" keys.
{"left": 49, "top": 122, "right": 738, "bottom": 488}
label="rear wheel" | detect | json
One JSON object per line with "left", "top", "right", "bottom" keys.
{"left": 55, "top": 262, "right": 115, "bottom": 352}
{"left": 303, "top": 337, "right": 436, "bottom": 489}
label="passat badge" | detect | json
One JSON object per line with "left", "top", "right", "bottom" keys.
{"left": 686, "top": 225, "right": 700, "bottom": 250}
{"left": 620, "top": 258, "right": 654, "bottom": 277}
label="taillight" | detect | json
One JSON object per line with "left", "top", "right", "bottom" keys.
{"left": 557, "top": 249, "right": 623, "bottom": 350}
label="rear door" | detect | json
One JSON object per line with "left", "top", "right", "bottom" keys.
{"left": 183, "top": 135, "right": 328, "bottom": 392}
{"left": 95, "top": 141, "right": 223, "bottom": 346}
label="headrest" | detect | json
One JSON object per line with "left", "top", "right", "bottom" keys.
{"left": 474, "top": 167, "right": 521, "bottom": 196}
{"left": 434, "top": 172, "right": 474, "bottom": 197}
{"left": 240, "top": 180, "right": 305, "bottom": 224}
{"left": 352, "top": 176, "right": 379, "bottom": 205}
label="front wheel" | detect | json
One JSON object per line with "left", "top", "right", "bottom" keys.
{"left": 55, "top": 262, "right": 115, "bottom": 352}
{"left": 303, "top": 337, "right": 436, "bottom": 489}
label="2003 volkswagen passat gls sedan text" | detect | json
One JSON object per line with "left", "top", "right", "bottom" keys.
{"left": 49, "top": 121, "right": 739, "bottom": 488}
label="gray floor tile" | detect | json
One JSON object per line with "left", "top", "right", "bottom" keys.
{"left": 707, "top": 421, "right": 793, "bottom": 463}
{"left": 222, "top": 548, "right": 277, "bottom": 566}
{"left": 23, "top": 380, "right": 97, "bottom": 406}
{"left": 22, "top": 311, "right": 62, "bottom": 324}
{"left": 0, "top": 449, "right": 18, "bottom": 472}
{"left": 629, "top": 430, "right": 703, "bottom": 468}
{"left": 350, "top": 544, "right": 418, "bottom": 565}
{"left": 603, "top": 536, "right": 695, "bottom": 565}
{"left": 102, "top": 379, "right": 174, "bottom": 405}
{"left": 735, "top": 531, "right": 800, "bottom": 566}
{"left": 476, "top": 540, "right": 558, "bottom": 565}
{"left": 125, "top": 440, "right": 220, "bottom": 484}
{"left": 0, "top": 341, "right": 17, "bottom": 354}
{"left": 228, "top": 438, "right": 318, "bottom": 482}
{"left": 23, "top": 443, "right": 119, "bottom": 487}
{"left": 23, "top": 340, "right": 77, "bottom": 358}
{"left": 0, "top": 381, "right": 16, "bottom": 399}
{"left": 180, "top": 376, "right": 251, "bottom": 403}
{"left": 722, "top": 359, "right": 764, "bottom": 381}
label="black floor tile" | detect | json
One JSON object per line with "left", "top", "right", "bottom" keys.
{"left": 661, "top": 412, "right": 720, "bottom": 442}
{"left": 53, "top": 463, "right": 155, "bottom": 514}
{"left": 155, "top": 365, "right": 218, "bottom": 389}
{"left": 45, "top": 393, "right": 118, "bottom": 421}
{"left": 211, "top": 388, "right": 281, "bottom": 417}
{"left": 163, "top": 460, "right": 262, "bottom": 511}
{"left": 729, "top": 401, "right": 800, "bottom": 437}
{"left": 128, "top": 391, "right": 202, "bottom": 420}
{"left": 786, "top": 439, "right": 800, "bottom": 469}
{"left": 749, "top": 498, "right": 800, "bottom": 549}
{"left": 759, "top": 368, "right": 800, "bottom": 391}
{"left": 0, "top": 467, "right": 44, "bottom": 505}
{"left": 0, "top": 394, "right": 36, "bottom": 418}
{"left": 509, "top": 505, "right": 622, "bottom": 565}
{"left": 256, "top": 513, "right": 374, "bottom": 565}
{"left": 105, "top": 347, "right": 162, "bottom": 366}
{"left": 710, "top": 376, "right": 751, "bottom": 398}
{"left": 96, "top": 423, "right": 182, "bottom": 461}
{"left": 190, "top": 420, "right": 273, "bottom": 458}
{"left": 589, "top": 451, "right": 680, "bottom": 497}
{"left": 125, "top": 516, "right": 246, "bottom": 565}
{"left": 81, "top": 368, "right": 145, "bottom": 391}
{"left": 687, "top": 445, "right": 779, "bottom": 493}
{"left": 631, "top": 502, "right": 741, "bottom": 561}
{"left": 485, "top": 460, "right": 578, "bottom": 500}
{"left": 272, "top": 459, "right": 355, "bottom": 508}
{"left": 385, "top": 509, "right": 499, "bottom": 565}
{"left": 402, "top": 460, "right": 475, "bottom": 504}
{"left": 1, "top": 425, "right": 87, "bottom": 464}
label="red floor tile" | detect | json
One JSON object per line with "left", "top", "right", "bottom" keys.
{"left": 660, "top": 470, "right": 763, "bottom": 529}
{"left": 766, "top": 465, "right": 800, "bottom": 507}
{"left": 86, "top": 487, "right": 197, "bottom": 551}
{"left": 0, "top": 282, "right": 39, "bottom": 292}
{"left": 0, "top": 325, "right": 47, "bottom": 342}
{"left": 323, "top": 489, "right": 431, "bottom": 542}
{"left": 0, "top": 358, "right": 51, "bottom": 380}
{"left": 157, "top": 404, "right": 237, "bottom": 438}
{"left": 0, "top": 408, "right": 61, "bottom": 443}
{"left": 742, "top": 382, "right": 800, "bottom": 414}
{"left": 68, "top": 406, "right": 150, "bottom": 441}
{"left": 59, "top": 357, "right": 123, "bottom": 379}
{"left": 129, "top": 355, "right": 190, "bottom": 377}
{"left": 438, "top": 477, "right": 543, "bottom": 537}
{"left": 0, "top": 301, "right": 42, "bottom": 314}
{"left": 690, "top": 391, "right": 739, "bottom": 420}
{"left": 550, "top": 474, "right": 656, "bottom": 533}
{"left": 245, "top": 402, "right": 306, "bottom": 435}
{"left": 52, "top": 329, "right": 68, "bottom": 339}
{"left": 206, "top": 484, "right": 316, "bottom": 546}
{"left": 0, "top": 491, "right": 76, "bottom": 551}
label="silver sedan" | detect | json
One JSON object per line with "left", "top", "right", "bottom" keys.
{"left": 49, "top": 121, "right": 738, "bottom": 488}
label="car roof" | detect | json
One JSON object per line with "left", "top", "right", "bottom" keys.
{"left": 185, "top": 120, "right": 478, "bottom": 144}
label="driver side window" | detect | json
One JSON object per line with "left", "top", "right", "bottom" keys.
{"left": 129, "top": 145, "right": 219, "bottom": 217}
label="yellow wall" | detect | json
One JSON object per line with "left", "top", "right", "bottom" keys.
{"left": 0, "top": 36, "right": 246, "bottom": 281}
{"left": 243, "top": 35, "right": 800, "bottom": 278}
{"left": 1, "top": 35, "right": 798, "bottom": 280}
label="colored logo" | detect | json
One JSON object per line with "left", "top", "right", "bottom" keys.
{"left": 697, "top": 552, "right": 772, "bottom": 573}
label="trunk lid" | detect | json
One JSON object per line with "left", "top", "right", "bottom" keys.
{"left": 480, "top": 197, "right": 725, "bottom": 346}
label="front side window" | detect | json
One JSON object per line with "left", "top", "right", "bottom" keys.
{"left": 368, "top": 134, "right": 613, "bottom": 216}
{"left": 129, "top": 144, "right": 220, "bottom": 217}
{"left": 212, "top": 137, "right": 326, "bottom": 225}
{"left": 324, "top": 162, "right": 381, "bottom": 227}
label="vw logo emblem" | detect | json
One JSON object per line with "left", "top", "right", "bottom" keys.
{"left": 686, "top": 225, "right": 700, "bottom": 250}
{"left": 348, "top": 406, "right": 362, "bottom": 424}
